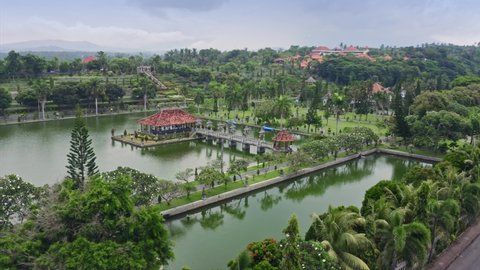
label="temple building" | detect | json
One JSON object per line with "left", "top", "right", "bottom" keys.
{"left": 137, "top": 108, "right": 197, "bottom": 136}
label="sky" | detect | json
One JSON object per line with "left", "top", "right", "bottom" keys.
{"left": 1, "top": 0, "right": 480, "bottom": 52}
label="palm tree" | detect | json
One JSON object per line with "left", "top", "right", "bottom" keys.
{"left": 427, "top": 199, "right": 460, "bottom": 262}
{"left": 376, "top": 209, "right": 431, "bottom": 270}
{"left": 274, "top": 95, "right": 292, "bottom": 127}
{"left": 331, "top": 92, "right": 345, "bottom": 135}
{"left": 86, "top": 78, "right": 105, "bottom": 116}
{"left": 32, "top": 79, "right": 51, "bottom": 120}
{"left": 458, "top": 181, "right": 480, "bottom": 225}
{"left": 306, "top": 206, "right": 373, "bottom": 270}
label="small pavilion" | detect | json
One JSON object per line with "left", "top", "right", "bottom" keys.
{"left": 272, "top": 130, "right": 295, "bottom": 151}
{"left": 137, "top": 108, "right": 197, "bottom": 135}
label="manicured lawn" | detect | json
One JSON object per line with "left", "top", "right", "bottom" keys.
{"left": 157, "top": 170, "right": 281, "bottom": 211}
{"left": 196, "top": 105, "right": 388, "bottom": 136}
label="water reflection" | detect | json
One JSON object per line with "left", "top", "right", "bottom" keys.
{"left": 165, "top": 155, "right": 425, "bottom": 270}
{"left": 259, "top": 191, "right": 282, "bottom": 211}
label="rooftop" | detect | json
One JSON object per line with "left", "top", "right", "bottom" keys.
{"left": 272, "top": 130, "right": 295, "bottom": 142}
{"left": 138, "top": 108, "right": 197, "bottom": 127}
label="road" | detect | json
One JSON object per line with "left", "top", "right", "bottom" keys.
{"left": 447, "top": 234, "right": 480, "bottom": 270}
{"left": 429, "top": 219, "right": 480, "bottom": 270}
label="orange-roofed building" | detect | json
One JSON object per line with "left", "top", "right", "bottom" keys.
{"left": 312, "top": 46, "right": 330, "bottom": 54}
{"left": 272, "top": 130, "right": 295, "bottom": 150}
{"left": 82, "top": 56, "right": 96, "bottom": 63}
{"left": 138, "top": 108, "right": 197, "bottom": 135}
{"left": 300, "top": 60, "right": 310, "bottom": 68}
{"left": 372, "top": 83, "right": 384, "bottom": 94}
{"left": 371, "top": 83, "right": 391, "bottom": 94}
{"left": 309, "top": 53, "right": 323, "bottom": 60}
{"left": 344, "top": 46, "right": 361, "bottom": 53}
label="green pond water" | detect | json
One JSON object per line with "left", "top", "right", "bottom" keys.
{"left": 165, "top": 155, "right": 425, "bottom": 270}
{"left": 0, "top": 113, "right": 249, "bottom": 185}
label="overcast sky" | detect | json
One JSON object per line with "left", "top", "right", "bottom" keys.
{"left": 1, "top": 0, "right": 479, "bottom": 51}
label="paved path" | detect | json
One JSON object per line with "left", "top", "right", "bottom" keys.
{"left": 429, "top": 220, "right": 480, "bottom": 270}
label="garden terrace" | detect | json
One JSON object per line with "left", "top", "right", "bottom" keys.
{"left": 138, "top": 108, "right": 197, "bottom": 135}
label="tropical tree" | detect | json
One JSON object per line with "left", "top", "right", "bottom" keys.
{"left": 0, "top": 175, "right": 43, "bottom": 229}
{"left": 197, "top": 166, "right": 225, "bottom": 189}
{"left": 194, "top": 91, "right": 204, "bottom": 113}
{"left": 105, "top": 83, "right": 125, "bottom": 103}
{"left": 86, "top": 78, "right": 105, "bottom": 115}
{"left": 0, "top": 88, "right": 12, "bottom": 116}
{"left": 305, "top": 206, "right": 372, "bottom": 270}
{"left": 1, "top": 174, "right": 174, "bottom": 269}
{"left": 176, "top": 168, "right": 195, "bottom": 198}
{"left": 279, "top": 214, "right": 302, "bottom": 270}
{"left": 32, "top": 79, "right": 51, "bottom": 120}
{"left": 458, "top": 181, "right": 480, "bottom": 225}
{"left": 132, "top": 76, "right": 156, "bottom": 111}
{"left": 102, "top": 167, "right": 160, "bottom": 206}
{"left": 157, "top": 180, "right": 181, "bottom": 205}
{"left": 305, "top": 105, "right": 321, "bottom": 133}
{"left": 227, "top": 159, "right": 249, "bottom": 184}
{"left": 66, "top": 106, "right": 98, "bottom": 189}
{"left": 426, "top": 199, "right": 460, "bottom": 262}
{"left": 274, "top": 95, "right": 293, "bottom": 127}
{"left": 287, "top": 151, "right": 313, "bottom": 174}
{"left": 331, "top": 92, "right": 345, "bottom": 135}
{"left": 376, "top": 209, "right": 431, "bottom": 270}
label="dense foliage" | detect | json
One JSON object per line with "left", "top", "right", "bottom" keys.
{"left": 232, "top": 144, "right": 480, "bottom": 269}
{"left": 0, "top": 174, "right": 174, "bottom": 270}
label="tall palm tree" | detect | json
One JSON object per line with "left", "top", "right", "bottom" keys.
{"left": 331, "top": 92, "right": 345, "bottom": 135}
{"left": 306, "top": 206, "right": 373, "bottom": 270}
{"left": 32, "top": 79, "right": 51, "bottom": 120}
{"left": 376, "top": 209, "right": 431, "bottom": 270}
{"left": 86, "top": 78, "right": 105, "bottom": 116}
{"left": 274, "top": 95, "right": 292, "bottom": 127}
{"left": 427, "top": 199, "right": 460, "bottom": 262}
{"left": 458, "top": 181, "right": 480, "bottom": 225}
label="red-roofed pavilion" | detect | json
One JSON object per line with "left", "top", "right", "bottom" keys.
{"left": 82, "top": 56, "right": 96, "bottom": 63}
{"left": 272, "top": 130, "right": 295, "bottom": 151}
{"left": 137, "top": 108, "right": 197, "bottom": 135}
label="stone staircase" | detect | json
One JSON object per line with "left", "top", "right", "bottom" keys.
{"left": 137, "top": 66, "right": 168, "bottom": 90}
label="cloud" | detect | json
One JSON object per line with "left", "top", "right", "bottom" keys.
{"left": 2, "top": 18, "right": 197, "bottom": 51}
{"left": 128, "top": 0, "right": 228, "bottom": 13}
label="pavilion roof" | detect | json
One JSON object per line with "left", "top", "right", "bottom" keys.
{"left": 272, "top": 130, "right": 295, "bottom": 142}
{"left": 305, "top": 76, "right": 316, "bottom": 83}
{"left": 138, "top": 108, "right": 197, "bottom": 127}
{"left": 82, "top": 56, "right": 96, "bottom": 63}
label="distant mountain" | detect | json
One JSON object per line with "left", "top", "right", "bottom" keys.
{"left": 0, "top": 40, "right": 103, "bottom": 52}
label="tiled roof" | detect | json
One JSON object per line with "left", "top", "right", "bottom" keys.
{"left": 310, "top": 53, "right": 323, "bottom": 60}
{"left": 344, "top": 46, "right": 359, "bottom": 52}
{"left": 372, "top": 83, "right": 384, "bottom": 94}
{"left": 82, "top": 56, "right": 96, "bottom": 63}
{"left": 273, "top": 130, "right": 295, "bottom": 142}
{"left": 313, "top": 46, "right": 330, "bottom": 51}
{"left": 138, "top": 108, "right": 197, "bottom": 127}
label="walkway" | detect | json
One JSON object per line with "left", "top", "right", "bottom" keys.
{"left": 138, "top": 69, "right": 168, "bottom": 90}
{"left": 429, "top": 220, "right": 480, "bottom": 270}
{"left": 194, "top": 128, "right": 274, "bottom": 150}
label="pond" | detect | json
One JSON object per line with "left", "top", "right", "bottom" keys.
{"left": 0, "top": 113, "right": 249, "bottom": 185}
{"left": 164, "top": 155, "right": 425, "bottom": 269}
